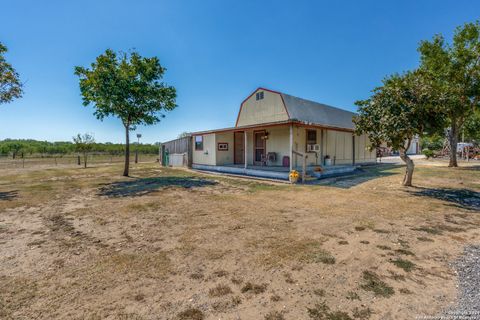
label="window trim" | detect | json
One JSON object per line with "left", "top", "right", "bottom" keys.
{"left": 194, "top": 135, "right": 204, "bottom": 151}
{"left": 306, "top": 129, "right": 317, "bottom": 151}
{"left": 255, "top": 91, "right": 264, "bottom": 101}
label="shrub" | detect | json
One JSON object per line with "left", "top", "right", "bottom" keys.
{"left": 422, "top": 148, "right": 435, "bottom": 159}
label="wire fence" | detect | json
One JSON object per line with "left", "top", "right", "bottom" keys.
{"left": 0, "top": 153, "right": 159, "bottom": 169}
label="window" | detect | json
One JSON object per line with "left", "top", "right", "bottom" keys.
{"left": 306, "top": 129, "right": 317, "bottom": 145}
{"left": 195, "top": 136, "right": 204, "bottom": 151}
{"left": 255, "top": 91, "right": 264, "bottom": 101}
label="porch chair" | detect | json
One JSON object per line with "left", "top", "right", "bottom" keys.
{"left": 261, "top": 152, "right": 277, "bottom": 166}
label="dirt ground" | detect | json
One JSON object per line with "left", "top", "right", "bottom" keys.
{"left": 1, "top": 161, "right": 479, "bottom": 320}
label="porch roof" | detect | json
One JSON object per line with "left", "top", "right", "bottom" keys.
{"left": 191, "top": 119, "right": 354, "bottom": 136}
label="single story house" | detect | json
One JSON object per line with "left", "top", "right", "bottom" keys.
{"left": 189, "top": 88, "right": 376, "bottom": 179}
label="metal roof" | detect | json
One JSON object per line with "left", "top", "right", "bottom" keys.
{"left": 190, "top": 88, "right": 357, "bottom": 135}
{"left": 280, "top": 92, "right": 356, "bottom": 130}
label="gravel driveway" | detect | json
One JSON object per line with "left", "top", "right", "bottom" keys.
{"left": 442, "top": 245, "right": 480, "bottom": 319}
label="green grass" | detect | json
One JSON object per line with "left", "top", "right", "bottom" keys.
{"left": 394, "top": 249, "right": 415, "bottom": 256}
{"left": 417, "top": 237, "right": 434, "bottom": 242}
{"left": 390, "top": 258, "right": 415, "bottom": 272}
{"left": 373, "top": 229, "right": 390, "bottom": 234}
{"left": 311, "top": 250, "right": 336, "bottom": 264}
{"left": 352, "top": 307, "right": 372, "bottom": 320}
{"left": 360, "top": 271, "right": 394, "bottom": 298}
{"left": 377, "top": 245, "right": 391, "bottom": 250}
{"left": 307, "top": 302, "right": 353, "bottom": 320}
{"left": 346, "top": 291, "right": 360, "bottom": 301}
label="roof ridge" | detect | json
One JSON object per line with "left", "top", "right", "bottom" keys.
{"left": 280, "top": 92, "right": 356, "bottom": 115}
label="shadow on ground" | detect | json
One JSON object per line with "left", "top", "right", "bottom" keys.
{"left": 98, "top": 176, "right": 218, "bottom": 197}
{"left": 0, "top": 190, "right": 18, "bottom": 201}
{"left": 310, "top": 164, "right": 399, "bottom": 189}
{"left": 408, "top": 187, "right": 480, "bottom": 211}
{"left": 456, "top": 165, "right": 480, "bottom": 172}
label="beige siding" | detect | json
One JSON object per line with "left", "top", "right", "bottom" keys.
{"left": 192, "top": 127, "right": 376, "bottom": 167}
{"left": 294, "top": 127, "right": 322, "bottom": 166}
{"left": 236, "top": 89, "right": 289, "bottom": 126}
{"left": 354, "top": 134, "right": 376, "bottom": 163}
{"left": 215, "top": 132, "right": 234, "bottom": 165}
{"left": 321, "top": 129, "right": 355, "bottom": 165}
{"left": 192, "top": 134, "right": 216, "bottom": 165}
{"left": 244, "top": 126, "right": 290, "bottom": 166}
{"left": 265, "top": 126, "right": 290, "bottom": 166}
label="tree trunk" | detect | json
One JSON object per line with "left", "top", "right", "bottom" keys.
{"left": 84, "top": 152, "right": 87, "bottom": 168}
{"left": 448, "top": 121, "right": 458, "bottom": 167}
{"left": 123, "top": 125, "right": 130, "bottom": 177}
{"left": 399, "top": 147, "right": 414, "bottom": 187}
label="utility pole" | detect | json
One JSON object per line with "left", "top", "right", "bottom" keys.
{"left": 135, "top": 133, "right": 142, "bottom": 163}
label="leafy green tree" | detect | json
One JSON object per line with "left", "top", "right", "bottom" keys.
{"left": 418, "top": 22, "right": 480, "bottom": 167}
{"left": 463, "top": 109, "right": 480, "bottom": 142}
{"left": 0, "top": 42, "right": 23, "bottom": 104}
{"left": 73, "top": 133, "right": 95, "bottom": 168}
{"left": 74, "top": 49, "right": 177, "bottom": 176}
{"left": 355, "top": 71, "right": 442, "bottom": 186}
{"left": 7, "top": 141, "right": 22, "bottom": 159}
{"left": 177, "top": 131, "right": 191, "bottom": 139}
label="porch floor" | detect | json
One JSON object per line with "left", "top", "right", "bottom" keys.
{"left": 192, "top": 163, "right": 358, "bottom": 181}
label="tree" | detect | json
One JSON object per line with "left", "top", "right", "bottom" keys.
{"left": 74, "top": 49, "right": 177, "bottom": 176}
{"left": 177, "top": 131, "right": 191, "bottom": 139}
{"left": 0, "top": 42, "right": 23, "bottom": 104}
{"left": 418, "top": 22, "right": 480, "bottom": 167}
{"left": 463, "top": 109, "right": 480, "bottom": 142}
{"left": 354, "top": 71, "right": 442, "bottom": 186}
{"left": 73, "top": 133, "right": 95, "bottom": 168}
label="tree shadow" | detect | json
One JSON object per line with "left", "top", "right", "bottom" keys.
{"left": 455, "top": 165, "right": 480, "bottom": 172}
{"left": 407, "top": 187, "right": 480, "bottom": 211}
{"left": 98, "top": 176, "right": 218, "bottom": 197}
{"left": 310, "top": 164, "right": 399, "bottom": 189}
{"left": 0, "top": 190, "right": 19, "bottom": 201}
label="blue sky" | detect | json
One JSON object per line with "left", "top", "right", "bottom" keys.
{"left": 1, "top": 0, "right": 478, "bottom": 143}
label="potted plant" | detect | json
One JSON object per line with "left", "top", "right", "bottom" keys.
{"left": 289, "top": 170, "right": 300, "bottom": 184}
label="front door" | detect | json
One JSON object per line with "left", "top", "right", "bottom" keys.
{"left": 254, "top": 130, "right": 266, "bottom": 165}
{"left": 234, "top": 131, "right": 245, "bottom": 164}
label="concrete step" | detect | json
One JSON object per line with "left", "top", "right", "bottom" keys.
{"left": 309, "top": 166, "right": 358, "bottom": 179}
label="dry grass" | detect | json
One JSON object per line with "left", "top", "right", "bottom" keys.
{"left": 241, "top": 282, "right": 267, "bottom": 294}
{"left": 208, "top": 284, "right": 233, "bottom": 297}
{"left": 0, "top": 161, "right": 479, "bottom": 319}
{"left": 265, "top": 311, "right": 285, "bottom": 320}
{"left": 176, "top": 308, "right": 204, "bottom": 320}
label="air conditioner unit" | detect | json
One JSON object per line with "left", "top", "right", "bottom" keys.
{"left": 307, "top": 144, "right": 320, "bottom": 152}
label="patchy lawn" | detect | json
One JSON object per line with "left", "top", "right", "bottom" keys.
{"left": 0, "top": 162, "right": 479, "bottom": 319}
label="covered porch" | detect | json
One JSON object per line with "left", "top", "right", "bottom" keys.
{"left": 191, "top": 163, "right": 358, "bottom": 181}
{"left": 190, "top": 121, "right": 371, "bottom": 181}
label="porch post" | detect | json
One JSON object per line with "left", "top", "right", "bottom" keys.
{"left": 244, "top": 131, "right": 247, "bottom": 169}
{"left": 289, "top": 124, "right": 293, "bottom": 171}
